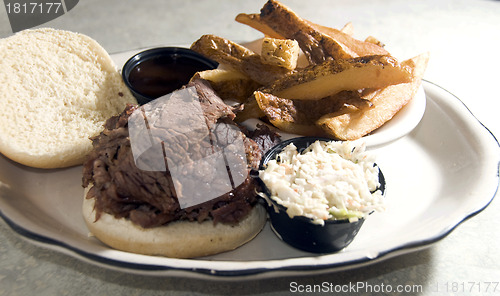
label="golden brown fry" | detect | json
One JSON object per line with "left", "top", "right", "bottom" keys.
{"left": 234, "top": 97, "right": 266, "bottom": 122}
{"left": 237, "top": 4, "right": 386, "bottom": 61}
{"left": 364, "top": 36, "right": 385, "bottom": 47}
{"left": 254, "top": 91, "right": 328, "bottom": 136}
{"left": 342, "top": 92, "right": 373, "bottom": 110}
{"left": 194, "top": 0, "right": 429, "bottom": 142}
{"left": 254, "top": 91, "right": 309, "bottom": 123}
{"left": 191, "top": 69, "right": 261, "bottom": 103}
{"left": 252, "top": 90, "right": 371, "bottom": 136}
{"left": 262, "top": 54, "right": 413, "bottom": 100}
{"left": 306, "top": 22, "right": 389, "bottom": 57}
{"left": 260, "top": 37, "right": 300, "bottom": 70}
{"left": 259, "top": 0, "right": 357, "bottom": 64}
{"left": 190, "top": 34, "right": 292, "bottom": 85}
{"left": 316, "top": 52, "right": 430, "bottom": 140}
{"left": 266, "top": 120, "right": 328, "bottom": 137}
{"left": 340, "top": 22, "right": 354, "bottom": 36}
{"left": 235, "top": 13, "right": 283, "bottom": 38}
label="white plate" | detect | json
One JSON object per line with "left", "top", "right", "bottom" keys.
{"left": 0, "top": 80, "right": 498, "bottom": 279}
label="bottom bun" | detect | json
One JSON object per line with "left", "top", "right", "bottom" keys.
{"left": 82, "top": 191, "right": 267, "bottom": 258}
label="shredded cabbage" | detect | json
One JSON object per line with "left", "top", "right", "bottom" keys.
{"left": 259, "top": 140, "right": 385, "bottom": 225}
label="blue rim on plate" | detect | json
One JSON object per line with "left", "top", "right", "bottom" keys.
{"left": 0, "top": 80, "right": 498, "bottom": 279}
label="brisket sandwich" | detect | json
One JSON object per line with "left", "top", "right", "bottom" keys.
{"left": 82, "top": 79, "right": 280, "bottom": 258}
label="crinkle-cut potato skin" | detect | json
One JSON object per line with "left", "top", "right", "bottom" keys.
{"left": 316, "top": 53, "right": 430, "bottom": 140}
{"left": 83, "top": 191, "right": 267, "bottom": 259}
{"left": 262, "top": 54, "right": 413, "bottom": 101}
{"left": 190, "top": 34, "right": 292, "bottom": 85}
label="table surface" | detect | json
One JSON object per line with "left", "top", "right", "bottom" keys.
{"left": 1, "top": 0, "right": 499, "bottom": 295}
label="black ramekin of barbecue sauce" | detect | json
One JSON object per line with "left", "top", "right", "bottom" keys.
{"left": 122, "top": 47, "right": 218, "bottom": 105}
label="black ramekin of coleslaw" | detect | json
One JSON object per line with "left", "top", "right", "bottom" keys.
{"left": 258, "top": 137, "right": 386, "bottom": 253}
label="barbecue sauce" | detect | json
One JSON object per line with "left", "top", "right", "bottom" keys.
{"left": 128, "top": 55, "right": 211, "bottom": 99}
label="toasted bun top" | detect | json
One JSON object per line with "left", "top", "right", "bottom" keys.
{"left": 0, "top": 28, "right": 137, "bottom": 168}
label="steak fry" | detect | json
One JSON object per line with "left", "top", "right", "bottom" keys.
{"left": 235, "top": 13, "right": 283, "bottom": 39}
{"left": 190, "top": 69, "right": 261, "bottom": 103}
{"left": 236, "top": 12, "right": 388, "bottom": 61}
{"left": 252, "top": 90, "right": 371, "bottom": 136}
{"left": 190, "top": 34, "right": 292, "bottom": 85}
{"left": 340, "top": 22, "right": 354, "bottom": 36}
{"left": 306, "top": 22, "right": 389, "bottom": 57}
{"left": 261, "top": 54, "right": 413, "bottom": 100}
{"left": 193, "top": 1, "right": 430, "bottom": 141}
{"left": 260, "top": 0, "right": 357, "bottom": 64}
{"left": 235, "top": 96, "right": 266, "bottom": 122}
{"left": 254, "top": 91, "right": 327, "bottom": 136}
{"left": 316, "top": 53, "right": 430, "bottom": 140}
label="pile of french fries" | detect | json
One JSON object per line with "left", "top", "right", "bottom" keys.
{"left": 190, "top": 0, "right": 429, "bottom": 141}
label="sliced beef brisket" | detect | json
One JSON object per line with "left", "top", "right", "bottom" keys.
{"left": 82, "top": 79, "right": 278, "bottom": 228}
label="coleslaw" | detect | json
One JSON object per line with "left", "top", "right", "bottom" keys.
{"left": 259, "top": 140, "right": 385, "bottom": 225}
